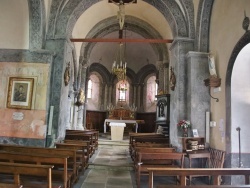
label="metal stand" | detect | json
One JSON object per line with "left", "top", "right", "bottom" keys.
{"left": 236, "top": 127, "right": 243, "bottom": 168}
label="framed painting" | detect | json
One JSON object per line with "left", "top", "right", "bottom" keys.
{"left": 192, "top": 129, "right": 199, "bottom": 137}
{"left": 7, "top": 77, "right": 34, "bottom": 110}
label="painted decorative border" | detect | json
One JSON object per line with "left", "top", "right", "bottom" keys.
{"left": 7, "top": 77, "right": 34, "bottom": 110}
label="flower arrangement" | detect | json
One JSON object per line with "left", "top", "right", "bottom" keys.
{"left": 177, "top": 120, "right": 191, "bottom": 129}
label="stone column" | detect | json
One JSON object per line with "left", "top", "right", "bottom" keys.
{"left": 45, "top": 38, "right": 69, "bottom": 139}
{"left": 104, "top": 83, "right": 108, "bottom": 110}
{"left": 76, "top": 61, "right": 87, "bottom": 130}
{"left": 138, "top": 83, "right": 144, "bottom": 112}
{"left": 156, "top": 61, "right": 164, "bottom": 92}
{"left": 100, "top": 82, "right": 106, "bottom": 111}
{"left": 163, "top": 60, "right": 169, "bottom": 93}
{"left": 133, "top": 83, "right": 139, "bottom": 108}
{"left": 186, "top": 52, "right": 210, "bottom": 137}
{"left": 168, "top": 38, "right": 195, "bottom": 149}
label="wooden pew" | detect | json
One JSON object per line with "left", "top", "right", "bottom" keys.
{"left": 135, "top": 152, "right": 185, "bottom": 188}
{"left": 129, "top": 133, "right": 166, "bottom": 150}
{"left": 65, "top": 130, "right": 99, "bottom": 151}
{"left": 0, "top": 144, "right": 77, "bottom": 188}
{"left": 55, "top": 142, "right": 89, "bottom": 171}
{"left": 147, "top": 168, "right": 250, "bottom": 188}
{"left": 0, "top": 151, "right": 67, "bottom": 188}
{"left": 129, "top": 133, "right": 164, "bottom": 145}
{"left": 132, "top": 147, "right": 176, "bottom": 163}
{"left": 130, "top": 136, "right": 169, "bottom": 158}
{"left": 64, "top": 134, "right": 95, "bottom": 156}
{"left": 157, "top": 185, "right": 250, "bottom": 188}
{"left": 0, "top": 183, "right": 23, "bottom": 188}
{"left": 63, "top": 140, "right": 91, "bottom": 164}
{"left": 0, "top": 162, "right": 54, "bottom": 188}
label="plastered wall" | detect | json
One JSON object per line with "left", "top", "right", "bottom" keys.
{"left": 209, "top": 0, "right": 250, "bottom": 150}
{"left": 0, "top": 62, "right": 50, "bottom": 139}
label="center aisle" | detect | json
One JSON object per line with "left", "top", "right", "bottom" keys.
{"left": 73, "top": 134, "right": 136, "bottom": 188}
{"left": 73, "top": 133, "right": 194, "bottom": 188}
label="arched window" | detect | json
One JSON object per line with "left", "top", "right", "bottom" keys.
{"left": 145, "top": 75, "right": 157, "bottom": 112}
{"left": 86, "top": 73, "right": 102, "bottom": 111}
{"left": 116, "top": 80, "right": 129, "bottom": 105}
{"left": 118, "top": 82, "right": 127, "bottom": 101}
{"left": 87, "top": 79, "right": 92, "bottom": 99}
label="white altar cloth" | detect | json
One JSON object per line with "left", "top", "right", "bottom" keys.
{"left": 109, "top": 122, "right": 126, "bottom": 140}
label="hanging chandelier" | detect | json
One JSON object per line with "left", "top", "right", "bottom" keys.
{"left": 112, "top": 42, "right": 127, "bottom": 81}
{"left": 110, "top": 0, "right": 134, "bottom": 81}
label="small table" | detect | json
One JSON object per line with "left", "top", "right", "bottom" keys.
{"left": 185, "top": 150, "right": 210, "bottom": 183}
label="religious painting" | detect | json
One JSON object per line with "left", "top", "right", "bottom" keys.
{"left": 7, "top": 77, "right": 34, "bottom": 110}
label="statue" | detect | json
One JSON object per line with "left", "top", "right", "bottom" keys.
{"left": 110, "top": 0, "right": 136, "bottom": 30}
{"left": 64, "top": 62, "right": 70, "bottom": 86}
{"left": 75, "top": 89, "right": 85, "bottom": 106}
{"left": 170, "top": 66, "right": 176, "bottom": 91}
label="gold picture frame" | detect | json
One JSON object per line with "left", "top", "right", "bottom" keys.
{"left": 7, "top": 77, "right": 34, "bottom": 110}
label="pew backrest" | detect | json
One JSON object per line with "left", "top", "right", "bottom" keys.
{"left": 0, "top": 161, "right": 54, "bottom": 188}
{"left": 147, "top": 168, "right": 250, "bottom": 188}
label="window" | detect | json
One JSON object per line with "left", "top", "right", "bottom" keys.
{"left": 118, "top": 82, "right": 127, "bottom": 101}
{"left": 155, "top": 82, "right": 158, "bottom": 100}
{"left": 147, "top": 76, "right": 157, "bottom": 102}
{"left": 87, "top": 79, "right": 92, "bottom": 99}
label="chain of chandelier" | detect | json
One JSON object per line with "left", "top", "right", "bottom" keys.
{"left": 111, "top": 0, "right": 134, "bottom": 81}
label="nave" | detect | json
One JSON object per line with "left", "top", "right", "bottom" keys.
{"left": 73, "top": 134, "right": 206, "bottom": 188}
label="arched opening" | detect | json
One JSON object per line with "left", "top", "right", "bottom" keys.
{"left": 231, "top": 43, "right": 250, "bottom": 160}
{"left": 144, "top": 74, "right": 157, "bottom": 112}
{"left": 86, "top": 73, "right": 103, "bottom": 111}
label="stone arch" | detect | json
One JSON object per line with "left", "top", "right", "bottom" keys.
{"left": 87, "top": 63, "right": 111, "bottom": 85}
{"left": 27, "top": 0, "right": 46, "bottom": 49}
{"left": 47, "top": 0, "right": 188, "bottom": 39}
{"left": 195, "top": 0, "right": 214, "bottom": 52}
{"left": 225, "top": 31, "right": 250, "bottom": 173}
{"left": 179, "top": 0, "right": 195, "bottom": 39}
{"left": 80, "top": 16, "right": 168, "bottom": 64}
{"left": 137, "top": 64, "right": 157, "bottom": 84}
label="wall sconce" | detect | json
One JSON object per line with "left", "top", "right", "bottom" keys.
{"left": 204, "top": 76, "right": 221, "bottom": 102}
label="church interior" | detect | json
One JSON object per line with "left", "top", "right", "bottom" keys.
{"left": 1, "top": 0, "right": 250, "bottom": 187}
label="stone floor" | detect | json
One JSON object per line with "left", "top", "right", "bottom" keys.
{"left": 73, "top": 133, "right": 208, "bottom": 188}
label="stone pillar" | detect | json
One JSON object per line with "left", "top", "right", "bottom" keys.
{"left": 168, "top": 38, "right": 194, "bottom": 149}
{"left": 100, "top": 82, "right": 106, "bottom": 110}
{"left": 76, "top": 62, "right": 87, "bottom": 130}
{"left": 104, "top": 83, "right": 108, "bottom": 110}
{"left": 45, "top": 38, "right": 70, "bottom": 139}
{"left": 163, "top": 60, "right": 169, "bottom": 93}
{"left": 133, "top": 84, "right": 136, "bottom": 105}
{"left": 156, "top": 61, "right": 164, "bottom": 92}
{"left": 133, "top": 83, "right": 139, "bottom": 108}
{"left": 186, "top": 52, "right": 210, "bottom": 137}
{"left": 108, "top": 83, "right": 113, "bottom": 105}
{"left": 138, "top": 83, "right": 144, "bottom": 112}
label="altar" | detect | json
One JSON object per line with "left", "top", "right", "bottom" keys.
{"left": 103, "top": 119, "right": 145, "bottom": 133}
